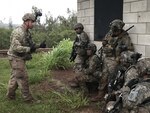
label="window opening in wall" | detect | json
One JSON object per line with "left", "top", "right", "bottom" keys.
{"left": 94, "top": 0, "right": 123, "bottom": 41}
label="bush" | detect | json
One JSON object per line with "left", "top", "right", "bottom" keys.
{"left": 41, "top": 38, "right": 73, "bottom": 70}
{"left": 0, "top": 28, "right": 12, "bottom": 49}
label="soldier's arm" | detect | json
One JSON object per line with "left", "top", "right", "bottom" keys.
{"left": 79, "top": 32, "right": 90, "bottom": 46}
{"left": 11, "top": 30, "right": 30, "bottom": 53}
{"left": 121, "top": 34, "right": 134, "bottom": 51}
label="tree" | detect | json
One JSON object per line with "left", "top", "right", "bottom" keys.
{"left": 8, "top": 17, "right": 13, "bottom": 29}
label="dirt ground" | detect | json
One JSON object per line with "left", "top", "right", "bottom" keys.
{"left": 33, "top": 69, "right": 104, "bottom": 113}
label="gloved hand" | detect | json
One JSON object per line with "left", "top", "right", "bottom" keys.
{"left": 39, "top": 40, "right": 46, "bottom": 48}
{"left": 30, "top": 44, "right": 36, "bottom": 53}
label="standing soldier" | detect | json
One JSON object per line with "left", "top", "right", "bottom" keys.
{"left": 69, "top": 23, "right": 90, "bottom": 87}
{"left": 6, "top": 13, "right": 40, "bottom": 103}
{"left": 71, "top": 23, "right": 90, "bottom": 72}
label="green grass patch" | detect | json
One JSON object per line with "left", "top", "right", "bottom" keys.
{"left": 0, "top": 39, "right": 90, "bottom": 113}
{"left": 41, "top": 38, "right": 74, "bottom": 70}
{"left": 52, "top": 88, "right": 89, "bottom": 109}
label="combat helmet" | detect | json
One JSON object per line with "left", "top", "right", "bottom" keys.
{"left": 120, "top": 51, "right": 142, "bottom": 65}
{"left": 74, "top": 23, "right": 84, "bottom": 30}
{"left": 87, "top": 43, "right": 97, "bottom": 54}
{"left": 22, "top": 13, "right": 36, "bottom": 22}
{"left": 109, "top": 19, "right": 125, "bottom": 32}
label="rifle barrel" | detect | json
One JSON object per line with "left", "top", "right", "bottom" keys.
{"left": 125, "top": 25, "right": 134, "bottom": 32}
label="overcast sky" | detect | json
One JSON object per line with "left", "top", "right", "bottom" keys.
{"left": 0, "top": 0, "right": 77, "bottom": 24}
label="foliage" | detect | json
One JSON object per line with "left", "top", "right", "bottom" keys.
{"left": 41, "top": 38, "right": 73, "bottom": 70}
{"left": 26, "top": 53, "right": 50, "bottom": 84}
{"left": 31, "top": 8, "right": 77, "bottom": 48}
{"left": 0, "top": 8, "right": 77, "bottom": 49}
{"left": 0, "top": 28, "right": 12, "bottom": 49}
{"left": 0, "top": 56, "right": 89, "bottom": 113}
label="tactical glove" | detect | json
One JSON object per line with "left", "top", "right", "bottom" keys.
{"left": 30, "top": 44, "right": 36, "bottom": 53}
{"left": 39, "top": 40, "right": 46, "bottom": 48}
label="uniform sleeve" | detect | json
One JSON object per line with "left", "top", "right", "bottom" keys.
{"left": 11, "top": 29, "right": 30, "bottom": 53}
{"left": 75, "top": 32, "right": 90, "bottom": 47}
{"left": 84, "top": 55, "right": 99, "bottom": 74}
{"left": 121, "top": 34, "right": 134, "bottom": 51}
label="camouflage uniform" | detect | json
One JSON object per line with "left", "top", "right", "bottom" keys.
{"left": 73, "top": 23, "right": 90, "bottom": 73}
{"left": 121, "top": 82, "right": 150, "bottom": 113}
{"left": 72, "top": 43, "right": 101, "bottom": 94}
{"left": 99, "top": 19, "right": 134, "bottom": 95}
{"left": 104, "top": 19, "right": 134, "bottom": 59}
{"left": 6, "top": 13, "right": 36, "bottom": 102}
{"left": 121, "top": 57, "right": 150, "bottom": 113}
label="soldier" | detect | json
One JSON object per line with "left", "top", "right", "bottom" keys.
{"left": 105, "top": 51, "right": 150, "bottom": 113}
{"left": 71, "top": 43, "right": 101, "bottom": 96}
{"left": 106, "top": 19, "right": 134, "bottom": 59}
{"left": 97, "top": 19, "right": 134, "bottom": 101}
{"left": 69, "top": 23, "right": 90, "bottom": 87}
{"left": 83, "top": 43, "right": 102, "bottom": 95}
{"left": 71, "top": 23, "right": 90, "bottom": 72}
{"left": 6, "top": 13, "right": 40, "bottom": 103}
{"left": 119, "top": 52, "right": 150, "bottom": 113}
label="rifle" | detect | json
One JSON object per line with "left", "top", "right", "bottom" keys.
{"left": 108, "top": 65, "right": 125, "bottom": 93}
{"left": 106, "top": 93, "right": 123, "bottom": 113}
{"left": 112, "top": 25, "right": 134, "bottom": 56}
{"left": 69, "top": 36, "right": 79, "bottom": 62}
{"left": 98, "top": 40, "right": 108, "bottom": 71}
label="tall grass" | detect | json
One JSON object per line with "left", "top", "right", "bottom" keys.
{"left": 0, "top": 40, "right": 92, "bottom": 113}
{"left": 26, "top": 53, "right": 50, "bottom": 84}
{"left": 41, "top": 38, "right": 73, "bottom": 70}
{"left": 52, "top": 88, "right": 89, "bottom": 109}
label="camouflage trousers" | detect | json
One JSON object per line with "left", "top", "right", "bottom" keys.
{"left": 99, "top": 57, "right": 118, "bottom": 91}
{"left": 6, "top": 57, "right": 33, "bottom": 101}
{"left": 120, "top": 106, "right": 150, "bottom": 113}
{"left": 74, "top": 55, "right": 86, "bottom": 73}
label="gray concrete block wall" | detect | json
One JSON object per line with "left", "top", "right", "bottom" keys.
{"left": 77, "top": 0, "right": 150, "bottom": 54}
{"left": 77, "top": 0, "right": 94, "bottom": 41}
{"left": 123, "top": 0, "right": 150, "bottom": 57}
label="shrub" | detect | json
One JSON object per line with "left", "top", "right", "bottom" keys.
{"left": 41, "top": 38, "right": 73, "bottom": 70}
{"left": 0, "top": 28, "right": 12, "bottom": 49}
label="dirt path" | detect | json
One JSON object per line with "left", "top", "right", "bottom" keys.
{"left": 33, "top": 69, "right": 104, "bottom": 113}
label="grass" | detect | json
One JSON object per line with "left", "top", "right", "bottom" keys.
{"left": 0, "top": 39, "right": 89, "bottom": 113}
{"left": 0, "top": 53, "right": 89, "bottom": 113}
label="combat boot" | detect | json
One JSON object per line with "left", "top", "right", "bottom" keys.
{"left": 90, "top": 91, "right": 105, "bottom": 102}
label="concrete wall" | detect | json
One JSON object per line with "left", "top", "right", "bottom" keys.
{"left": 77, "top": 0, "right": 150, "bottom": 57}
{"left": 123, "top": 0, "right": 150, "bottom": 57}
{"left": 77, "top": 0, "right": 95, "bottom": 41}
